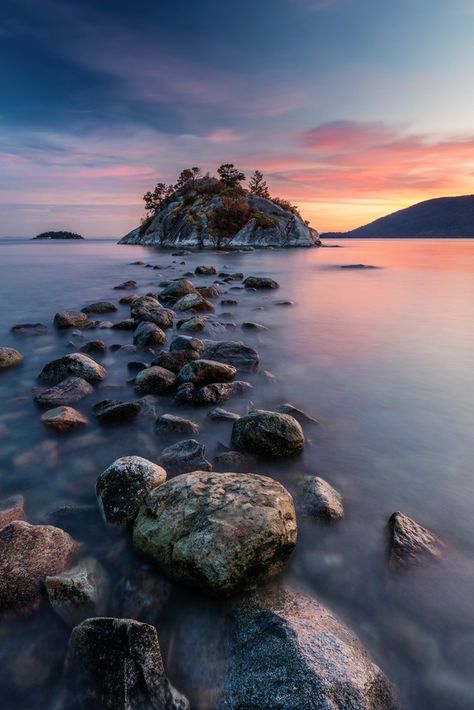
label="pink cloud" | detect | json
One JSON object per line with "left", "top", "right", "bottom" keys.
{"left": 206, "top": 128, "right": 244, "bottom": 144}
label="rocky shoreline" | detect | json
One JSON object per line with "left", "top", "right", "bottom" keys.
{"left": 0, "top": 254, "right": 446, "bottom": 708}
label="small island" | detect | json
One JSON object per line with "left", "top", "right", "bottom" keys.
{"left": 33, "top": 231, "right": 84, "bottom": 240}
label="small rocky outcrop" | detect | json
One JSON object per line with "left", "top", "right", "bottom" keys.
{"left": 134, "top": 366, "right": 176, "bottom": 395}
{"left": 0, "top": 347, "right": 23, "bottom": 370}
{"left": 93, "top": 399, "right": 142, "bottom": 425}
{"left": 232, "top": 410, "right": 304, "bottom": 456}
{"left": 299, "top": 476, "right": 344, "bottom": 521}
{"left": 177, "top": 359, "right": 236, "bottom": 387}
{"left": 133, "top": 471, "right": 297, "bottom": 595}
{"left": 0, "top": 521, "right": 80, "bottom": 615}
{"left": 155, "top": 414, "right": 199, "bottom": 437}
{"left": 202, "top": 340, "right": 259, "bottom": 371}
{"left": 96, "top": 456, "right": 167, "bottom": 530}
{"left": 38, "top": 353, "right": 106, "bottom": 386}
{"left": 40, "top": 406, "right": 89, "bottom": 433}
{"left": 57, "top": 617, "right": 189, "bottom": 709}
{"left": 45, "top": 557, "right": 109, "bottom": 626}
{"left": 158, "top": 439, "right": 211, "bottom": 475}
{"left": 53, "top": 310, "right": 88, "bottom": 329}
{"left": 388, "top": 512, "right": 443, "bottom": 568}
{"left": 34, "top": 376, "right": 94, "bottom": 406}
{"left": 216, "top": 587, "right": 397, "bottom": 709}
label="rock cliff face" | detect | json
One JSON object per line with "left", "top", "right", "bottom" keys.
{"left": 119, "top": 182, "right": 320, "bottom": 248}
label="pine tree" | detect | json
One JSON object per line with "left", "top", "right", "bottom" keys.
{"left": 217, "top": 163, "right": 246, "bottom": 188}
{"left": 248, "top": 170, "right": 270, "bottom": 199}
{"left": 143, "top": 182, "right": 174, "bottom": 214}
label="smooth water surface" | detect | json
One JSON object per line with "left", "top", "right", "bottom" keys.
{"left": 0, "top": 238, "right": 473, "bottom": 709}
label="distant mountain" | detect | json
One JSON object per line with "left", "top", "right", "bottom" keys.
{"left": 33, "top": 231, "right": 84, "bottom": 240}
{"left": 321, "top": 195, "right": 474, "bottom": 238}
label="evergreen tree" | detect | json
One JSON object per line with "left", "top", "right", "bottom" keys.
{"left": 217, "top": 163, "right": 246, "bottom": 188}
{"left": 248, "top": 170, "right": 270, "bottom": 199}
{"left": 143, "top": 182, "right": 174, "bottom": 214}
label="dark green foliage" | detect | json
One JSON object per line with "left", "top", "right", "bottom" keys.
{"left": 33, "top": 231, "right": 84, "bottom": 240}
{"left": 272, "top": 197, "right": 301, "bottom": 216}
{"left": 248, "top": 170, "right": 270, "bottom": 199}
{"left": 217, "top": 163, "right": 246, "bottom": 188}
{"left": 143, "top": 183, "right": 175, "bottom": 214}
{"left": 176, "top": 166, "right": 202, "bottom": 190}
{"left": 252, "top": 211, "right": 277, "bottom": 228}
{"left": 209, "top": 197, "right": 250, "bottom": 246}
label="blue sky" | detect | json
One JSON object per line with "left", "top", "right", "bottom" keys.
{"left": 1, "top": 0, "right": 473, "bottom": 235}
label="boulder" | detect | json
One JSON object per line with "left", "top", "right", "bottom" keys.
{"left": 243, "top": 276, "right": 279, "bottom": 289}
{"left": 202, "top": 340, "right": 259, "bottom": 371}
{"left": 34, "top": 376, "right": 94, "bottom": 406}
{"left": 134, "top": 366, "right": 176, "bottom": 395}
{"left": 177, "top": 359, "right": 236, "bottom": 387}
{"left": 119, "top": 293, "right": 140, "bottom": 304}
{"left": 171, "top": 383, "right": 196, "bottom": 407}
{"left": 93, "top": 399, "right": 142, "bottom": 425}
{"left": 133, "top": 322, "right": 167, "bottom": 349}
{"left": 155, "top": 414, "right": 199, "bottom": 437}
{"left": 133, "top": 471, "right": 297, "bottom": 595}
{"left": 176, "top": 316, "right": 207, "bottom": 333}
{"left": 153, "top": 349, "right": 200, "bottom": 374}
{"left": 196, "top": 285, "right": 221, "bottom": 299}
{"left": 79, "top": 340, "right": 107, "bottom": 356}
{"left": 96, "top": 456, "right": 167, "bottom": 530}
{"left": 158, "top": 439, "right": 211, "bottom": 475}
{"left": 173, "top": 293, "right": 214, "bottom": 313}
{"left": 299, "top": 476, "right": 344, "bottom": 521}
{"left": 216, "top": 587, "right": 397, "bottom": 709}
{"left": 40, "top": 406, "right": 89, "bottom": 433}
{"left": 54, "top": 310, "right": 88, "bottom": 329}
{"left": 160, "top": 279, "right": 198, "bottom": 303}
{"left": 232, "top": 410, "right": 304, "bottom": 456}
{"left": 113, "top": 280, "right": 137, "bottom": 290}
{"left": 208, "top": 408, "right": 240, "bottom": 422}
{"left": 0, "top": 494, "right": 25, "bottom": 528}
{"left": 0, "top": 347, "right": 23, "bottom": 370}
{"left": 111, "top": 319, "right": 136, "bottom": 330}
{"left": 0, "top": 521, "right": 80, "bottom": 615}
{"left": 195, "top": 265, "right": 218, "bottom": 275}
{"left": 45, "top": 557, "right": 109, "bottom": 626}
{"left": 38, "top": 353, "right": 106, "bottom": 386}
{"left": 388, "top": 512, "right": 443, "bottom": 568}
{"left": 58, "top": 617, "right": 189, "bottom": 709}
{"left": 194, "top": 381, "right": 252, "bottom": 406}
{"left": 170, "top": 335, "right": 204, "bottom": 353}
{"left": 81, "top": 301, "right": 117, "bottom": 314}
{"left": 11, "top": 322, "right": 48, "bottom": 336}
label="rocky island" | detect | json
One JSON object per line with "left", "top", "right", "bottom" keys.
{"left": 120, "top": 165, "right": 320, "bottom": 248}
{"left": 33, "top": 231, "right": 84, "bottom": 240}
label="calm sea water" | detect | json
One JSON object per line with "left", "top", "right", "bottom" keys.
{"left": 0, "top": 237, "right": 473, "bottom": 708}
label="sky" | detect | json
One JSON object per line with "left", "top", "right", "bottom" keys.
{"left": 1, "top": 0, "right": 474, "bottom": 236}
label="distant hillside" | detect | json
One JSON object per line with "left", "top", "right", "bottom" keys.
{"left": 322, "top": 195, "right": 474, "bottom": 238}
{"left": 33, "top": 230, "right": 84, "bottom": 240}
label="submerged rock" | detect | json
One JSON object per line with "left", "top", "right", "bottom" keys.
{"left": 134, "top": 365, "right": 176, "bottom": 395}
{"left": 208, "top": 408, "right": 241, "bottom": 422}
{"left": 0, "top": 494, "right": 25, "bottom": 528}
{"left": 194, "top": 381, "right": 252, "bottom": 406}
{"left": 0, "top": 521, "right": 80, "bottom": 615}
{"left": 79, "top": 339, "right": 107, "bottom": 356}
{"left": 153, "top": 349, "right": 200, "bottom": 374}
{"left": 0, "top": 347, "right": 23, "bottom": 370}
{"left": 299, "top": 476, "right": 344, "bottom": 521}
{"left": 177, "top": 359, "right": 236, "bottom": 387}
{"left": 112, "top": 562, "right": 172, "bottom": 625}
{"left": 170, "top": 335, "right": 205, "bottom": 353}
{"left": 202, "top": 340, "right": 260, "bottom": 371}
{"left": 243, "top": 276, "right": 279, "bottom": 289}
{"left": 133, "top": 471, "right": 297, "bottom": 595}
{"left": 11, "top": 322, "right": 48, "bottom": 336}
{"left": 158, "top": 439, "right": 211, "bottom": 475}
{"left": 81, "top": 301, "right": 117, "bottom": 314}
{"left": 40, "top": 406, "right": 89, "bottom": 433}
{"left": 54, "top": 311, "right": 89, "bottom": 329}
{"left": 276, "top": 402, "right": 319, "bottom": 424}
{"left": 58, "top": 617, "right": 189, "bottom": 709}
{"left": 38, "top": 353, "right": 106, "bottom": 386}
{"left": 211, "top": 450, "right": 257, "bottom": 473}
{"left": 113, "top": 280, "right": 137, "bottom": 290}
{"left": 232, "top": 410, "right": 304, "bottom": 456}
{"left": 155, "top": 414, "right": 200, "bottom": 437}
{"left": 93, "top": 399, "right": 142, "bottom": 425}
{"left": 171, "top": 383, "right": 196, "bottom": 407}
{"left": 45, "top": 557, "right": 109, "bottom": 626}
{"left": 217, "top": 587, "right": 397, "bottom": 709}
{"left": 34, "top": 376, "right": 94, "bottom": 406}
{"left": 96, "top": 456, "right": 167, "bottom": 530}
{"left": 388, "top": 512, "right": 443, "bottom": 568}
{"left": 195, "top": 265, "right": 218, "bottom": 275}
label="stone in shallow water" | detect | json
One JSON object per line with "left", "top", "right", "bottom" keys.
{"left": 158, "top": 439, "right": 211, "bottom": 475}
{"left": 45, "top": 556, "right": 109, "bottom": 626}
{"left": 212, "top": 450, "right": 257, "bottom": 472}
{"left": 34, "top": 376, "right": 94, "bottom": 406}
{"left": 160, "top": 278, "right": 198, "bottom": 303}
{"left": 38, "top": 353, "right": 106, "bottom": 386}
{"left": 195, "top": 264, "right": 217, "bottom": 275}
{"left": 11, "top": 322, "right": 48, "bottom": 336}
{"left": 276, "top": 402, "right": 319, "bottom": 424}
{"left": 0, "top": 521, "right": 80, "bottom": 615}
{"left": 0, "top": 494, "right": 25, "bottom": 528}
{"left": 202, "top": 340, "right": 259, "bottom": 372}
{"left": 53, "top": 310, "right": 88, "bottom": 329}
{"left": 81, "top": 301, "right": 117, "bottom": 314}
{"left": 40, "top": 405, "right": 89, "bottom": 433}
{"left": 155, "top": 413, "right": 199, "bottom": 437}
{"left": 299, "top": 475, "right": 344, "bottom": 521}
{"left": 134, "top": 365, "right": 176, "bottom": 395}
{"left": 243, "top": 276, "right": 279, "bottom": 289}
{"left": 113, "top": 279, "right": 137, "bottom": 289}
{"left": 173, "top": 293, "right": 214, "bottom": 313}
{"left": 153, "top": 349, "right": 200, "bottom": 374}
{"left": 0, "top": 347, "right": 23, "bottom": 370}
{"left": 133, "top": 321, "right": 167, "bottom": 349}
{"left": 177, "top": 359, "right": 236, "bottom": 387}
{"left": 112, "top": 562, "right": 172, "bottom": 625}
{"left": 93, "top": 399, "right": 142, "bottom": 425}
{"left": 57, "top": 617, "right": 189, "bottom": 710}
{"left": 133, "top": 471, "right": 297, "bottom": 595}
{"left": 388, "top": 511, "right": 443, "bottom": 568}
{"left": 207, "top": 407, "right": 240, "bottom": 422}
{"left": 194, "top": 381, "right": 252, "bottom": 406}
{"left": 79, "top": 339, "right": 107, "bottom": 356}
{"left": 170, "top": 335, "right": 204, "bottom": 353}
{"left": 96, "top": 455, "right": 167, "bottom": 530}
{"left": 232, "top": 410, "right": 304, "bottom": 457}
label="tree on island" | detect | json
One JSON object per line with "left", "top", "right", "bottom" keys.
{"left": 248, "top": 170, "right": 270, "bottom": 199}
{"left": 143, "top": 182, "right": 175, "bottom": 215}
{"left": 176, "top": 166, "right": 202, "bottom": 189}
{"left": 217, "top": 163, "right": 246, "bottom": 188}
{"left": 33, "top": 230, "right": 84, "bottom": 240}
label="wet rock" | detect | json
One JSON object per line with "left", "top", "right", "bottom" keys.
{"left": 38, "top": 353, "right": 106, "bottom": 386}
{"left": 0, "top": 346, "right": 23, "bottom": 370}
{"left": 174, "top": 292, "right": 214, "bottom": 313}
{"left": 276, "top": 402, "right": 319, "bottom": 424}
{"left": 212, "top": 450, "right": 257, "bottom": 472}
{"left": 96, "top": 456, "right": 167, "bottom": 530}
{"left": 54, "top": 311, "right": 89, "bottom": 330}
{"left": 171, "top": 383, "right": 196, "bottom": 406}
{"left": 202, "top": 340, "right": 259, "bottom": 372}
{"left": 221, "top": 299, "right": 238, "bottom": 306}
{"left": 113, "top": 280, "right": 137, "bottom": 289}
{"left": 170, "top": 335, "right": 205, "bottom": 353}
{"left": 232, "top": 410, "right": 304, "bottom": 456}
{"left": 119, "top": 293, "right": 140, "bottom": 305}
{"left": 111, "top": 319, "right": 136, "bottom": 330}
{"left": 131, "top": 260, "right": 145, "bottom": 265}
{"left": 81, "top": 301, "right": 117, "bottom": 314}
{"left": 11, "top": 322, "right": 48, "bottom": 336}
{"left": 58, "top": 617, "right": 189, "bottom": 709}
{"left": 34, "top": 376, "right": 94, "bottom": 406}
{"left": 133, "top": 471, "right": 296, "bottom": 595}
{"left": 46, "top": 557, "right": 109, "bottom": 626}
{"left": 160, "top": 278, "right": 198, "bottom": 303}
{"left": 0, "top": 521, "right": 80, "bottom": 615}
{"left": 133, "top": 321, "right": 167, "bottom": 349}
{"left": 177, "top": 359, "right": 236, "bottom": 387}
{"left": 208, "top": 408, "right": 240, "bottom": 421}
{"left": 299, "top": 476, "right": 344, "bottom": 521}
{"left": 0, "top": 494, "right": 25, "bottom": 528}
{"left": 40, "top": 406, "right": 89, "bottom": 433}
{"left": 217, "top": 587, "right": 397, "bottom": 709}
{"left": 155, "top": 414, "right": 199, "bottom": 437}
{"left": 159, "top": 438, "right": 211, "bottom": 475}
{"left": 388, "top": 512, "right": 443, "bottom": 568}
{"left": 241, "top": 321, "right": 268, "bottom": 331}
{"left": 79, "top": 339, "right": 107, "bottom": 356}
{"left": 243, "top": 276, "right": 279, "bottom": 289}
{"left": 153, "top": 349, "right": 200, "bottom": 374}
{"left": 172, "top": 250, "right": 192, "bottom": 256}
{"left": 196, "top": 285, "right": 221, "bottom": 299}
{"left": 340, "top": 263, "right": 379, "bottom": 269}
{"left": 112, "top": 562, "right": 172, "bottom": 624}
{"left": 93, "top": 399, "right": 142, "bottom": 425}
{"left": 134, "top": 365, "right": 176, "bottom": 395}
{"left": 176, "top": 315, "right": 207, "bottom": 332}
{"left": 195, "top": 265, "right": 217, "bottom": 275}
{"left": 194, "top": 381, "right": 252, "bottom": 406}
{"left": 275, "top": 300, "right": 295, "bottom": 306}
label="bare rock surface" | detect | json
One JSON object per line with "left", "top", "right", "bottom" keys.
{"left": 0, "top": 347, "right": 23, "bottom": 370}
{"left": 158, "top": 439, "right": 211, "bottom": 475}
{"left": 133, "top": 322, "right": 167, "bottom": 349}
{"left": 389, "top": 512, "right": 443, "bottom": 568}
{"left": 202, "top": 340, "right": 259, "bottom": 371}
{"left": 46, "top": 556, "right": 109, "bottom": 626}
{"left": 34, "top": 376, "right": 94, "bottom": 406}
{"left": 177, "top": 359, "right": 236, "bottom": 387}
{"left": 155, "top": 413, "right": 199, "bottom": 437}
{"left": 299, "top": 475, "right": 344, "bottom": 521}
{"left": 232, "top": 410, "right": 304, "bottom": 456}
{"left": 40, "top": 405, "right": 89, "bottom": 433}
{"left": 38, "top": 353, "right": 106, "bottom": 386}
{"left": 134, "top": 365, "right": 176, "bottom": 395}
{"left": 54, "top": 311, "right": 88, "bottom": 329}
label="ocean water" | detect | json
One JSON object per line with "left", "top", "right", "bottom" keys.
{"left": 0, "top": 237, "right": 473, "bottom": 708}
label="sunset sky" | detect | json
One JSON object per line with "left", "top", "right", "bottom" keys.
{"left": 1, "top": 0, "right": 474, "bottom": 236}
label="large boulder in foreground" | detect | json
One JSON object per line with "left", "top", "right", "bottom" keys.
{"left": 217, "top": 587, "right": 397, "bottom": 710}
{"left": 38, "top": 353, "right": 106, "bottom": 386}
{"left": 0, "top": 521, "right": 80, "bottom": 615}
{"left": 232, "top": 410, "right": 304, "bottom": 456}
{"left": 58, "top": 617, "right": 189, "bottom": 709}
{"left": 133, "top": 471, "right": 297, "bottom": 595}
